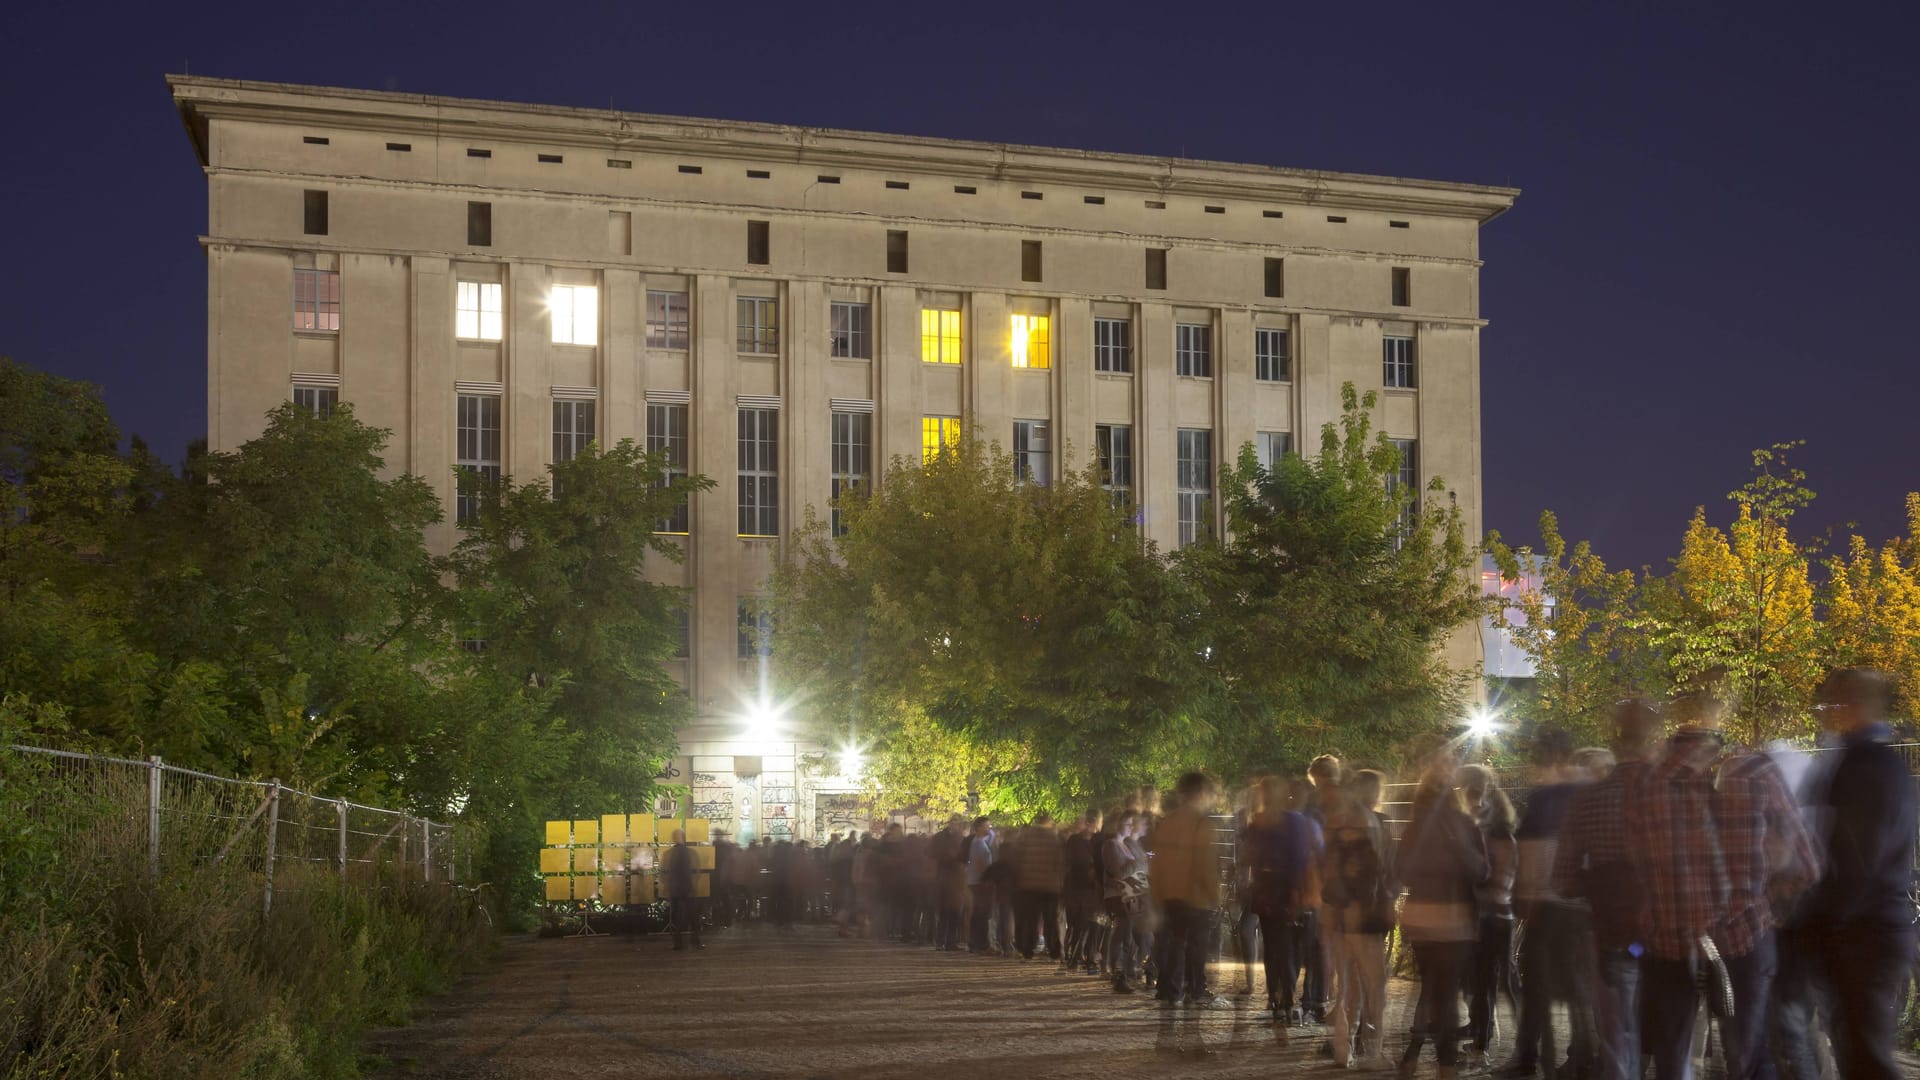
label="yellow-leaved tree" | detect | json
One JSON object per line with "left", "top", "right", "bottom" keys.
{"left": 1824, "top": 492, "right": 1920, "bottom": 718}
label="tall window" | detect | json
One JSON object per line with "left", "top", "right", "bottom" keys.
{"left": 1176, "top": 323, "right": 1212, "bottom": 378}
{"left": 1095, "top": 424, "right": 1133, "bottom": 504}
{"left": 1257, "top": 431, "right": 1293, "bottom": 470}
{"left": 887, "top": 230, "right": 909, "bottom": 274}
{"left": 1012, "top": 420, "right": 1050, "bottom": 485}
{"left": 674, "top": 607, "right": 691, "bottom": 661}
{"left": 467, "top": 201, "right": 492, "bottom": 247}
{"left": 747, "top": 220, "right": 770, "bottom": 265}
{"left": 830, "top": 302, "right": 872, "bottom": 359}
{"left": 1391, "top": 267, "right": 1411, "bottom": 307}
{"left": 292, "top": 386, "right": 336, "bottom": 418}
{"left": 1146, "top": 248, "right": 1168, "bottom": 290}
{"left": 1094, "top": 318, "right": 1133, "bottom": 373}
{"left": 1176, "top": 428, "right": 1213, "bottom": 548}
{"left": 737, "top": 599, "right": 773, "bottom": 661}
{"left": 552, "top": 400, "right": 595, "bottom": 463}
{"left": 1021, "top": 240, "right": 1043, "bottom": 283}
{"left": 830, "top": 410, "right": 871, "bottom": 537}
{"left": 456, "top": 281, "right": 503, "bottom": 341}
{"left": 921, "top": 308, "right": 962, "bottom": 365}
{"left": 293, "top": 269, "right": 340, "bottom": 332}
{"left": 922, "top": 415, "right": 961, "bottom": 462}
{"left": 1255, "top": 328, "right": 1290, "bottom": 382}
{"left": 1388, "top": 437, "right": 1419, "bottom": 543}
{"left": 1011, "top": 313, "right": 1050, "bottom": 370}
{"left": 737, "top": 407, "right": 779, "bottom": 537}
{"left": 646, "top": 290, "right": 690, "bottom": 349}
{"left": 737, "top": 296, "right": 779, "bottom": 355}
{"left": 303, "top": 190, "right": 328, "bottom": 236}
{"left": 455, "top": 394, "right": 502, "bottom": 525}
{"left": 549, "top": 284, "right": 598, "bottom": 346}
{"left": 647, "top": 403, "right": 690, "bottom": 533}
{"left": 1383, "top": 335, "right": 1416, "bottom": 389}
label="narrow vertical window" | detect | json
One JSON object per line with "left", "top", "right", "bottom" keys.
{"left": 920, "top": 308, "right": 962, "bottom": 365}
{"left": 1176, "top": 428, "right": 1214, "bottom": 548}
{"left": 1383, "top": 335, "right": 1416, "bottom": 389}
{"left": 1095, "top": 424, "right": 1133, "bottom": 507}
{"left": 1264, "top": 257, "right": 1284, "bottom": 299}
{"left": 1391, "top": 267, "right": 1411, "bottom": 307}
{"left": 887, "top": 230, "right": 909, "bottom": 274}
{"left": 455, "top": 393, "right": 502, "bottom": 525}
{"left": 1093, "top": 318, "right": 1133, "bottom": 374}
{"left": 737, "top": 599, "right": 773, "bottom": 662}
{"left": 921, "top": 415, "right": 960, "bottom": 462}
{"left": 1145, "top": 248, "right": 1168, "bottom": 291}
{"left": 647, "top": 403, "right": 691, "bottom": 533}
{"left": 292, "top": 269, "right": 341, "bottom": 332}
{"left": 468, "top": 201, "right": 492, "bottom": 247}
{"left": 292, "top": 386, "right": 337, "bottom": 418}
{"left": 747, "top": 220, "right": 770, "bottom": 265}
{"left": 1021, "top": 240, "right": 1043, "bottom": 283}
{"left": 1257, "top": 431, "right": 1293, "bottom": 470}
{"left": 552, "top": 399, "right": 596, "bottom": 463}
{"left": 1175, "top": 323, "right": 1212, "bottom": 378}
{"left": 737, "top": 407, "right": 779, "bottom": 537}
{"left": 1010, "top": 313, "right": 1050, "bottom": 370}
{"left": 1388, "top": 437, "right": 1419, "bottom": 545}
{"left": 737, "top": 296, "right": 779, "bottom": 354}
{"left": 830, "top": 410, "right": 872, "bottom": 537}
{"left": 1255, "top": 328, "right": 1290, "bottom": 382}
{"left": 1012, "top": 420, "right": 1051, "bottom": 485}
{"left": 549, "top": 284, "right": 599, "bottom": 346}
{"left": 645, "top": 290, "right": 691, "bottom": 348}
{"left": 674, "top": 608, "right": 692, "bottom": 660}
{"left": 456, "top": 281, "right": 503, "bottom": 341}
{"left": 830, "top": 302, "right": 873, "bottom": 359}
{"left": 303, "top": 190, "right": 329, "bottom": 236}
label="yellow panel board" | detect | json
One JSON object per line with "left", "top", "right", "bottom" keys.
{"left": 544, "top": 820, "right": 571, "bottom": 846}
{"left": 572, "top": 819, "right": 600, "bottom": 845}
{"left": 692, "top": 873, "right": 711, "bottom": 898}
{"left": 570, "top": 847, "right": 599, "bottom": 873}
{"left": 693, "top": 846, "right": 716, "bottom": 870}
{"left": 598, "top": 875, "right": 627, "bottom": 905}
{"left": 600, "top": 814, "right": 628, "bottom": 845}
{"left": 539, "top": 848, "right": 571, "bottom": 874}
{"left": 601, "top": 846, "right": 635, "bottom": 873}
{"left": 684, "top": 819, "right": 710, "bottom": 843}
{"left": 628, "top": 814, "right": 656, "bottom": 844}
{"left": 543, "top": 874, "right": 572, "bottom": 901}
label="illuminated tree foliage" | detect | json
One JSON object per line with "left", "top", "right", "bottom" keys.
{"left": 1824, "top": 493, "right": 1920, "bottom": 717}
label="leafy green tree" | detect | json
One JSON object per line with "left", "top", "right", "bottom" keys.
{"left": 1184, "top": 384, "right": 1484, "bottom": 770}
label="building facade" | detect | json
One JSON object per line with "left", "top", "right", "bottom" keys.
{"left": 173, "top": 77, "right": 1517, "bottom": 838}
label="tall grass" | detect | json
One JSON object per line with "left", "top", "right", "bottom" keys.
{"left": 1, "top": 744, "right": 493, "bottom": 1078}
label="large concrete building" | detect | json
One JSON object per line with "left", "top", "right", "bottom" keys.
{"left": 172, "top": 76, "right": 1517, "bottom": 839}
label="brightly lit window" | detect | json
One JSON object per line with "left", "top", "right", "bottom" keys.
{"left": 922, "top": 415, "right": 961, "bottom": 462}
{"left": 292, "top": 269, "right": 340, "bottom": 332}
{"left": 1011, "top": 313, "right": 1050, "bottom": 370}
{"left": 921, "top": 308, "right": 962, "bottom": 365}
{"left": 456, "top": 281, "right": 503, "bottom": 341}
{"left": 549, "top": 284, "right": 599, "bottom": 346}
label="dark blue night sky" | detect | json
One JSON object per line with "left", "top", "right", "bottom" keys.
{"left": 4, "top": 1, "right": 1915, "bottom": 570}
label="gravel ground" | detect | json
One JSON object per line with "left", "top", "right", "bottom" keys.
{"left": 364, "top": 924, "right": 1503, "bottom": 1079}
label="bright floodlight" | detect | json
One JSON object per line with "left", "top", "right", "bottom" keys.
{"left": 840, "top": 745, "right": 866, "bottom": 778}
{"left": 1465, "top": 708, "right": 1501, "bottom": 740}
{"left": 743, "top": 700, "right": 784, "bottom": 742}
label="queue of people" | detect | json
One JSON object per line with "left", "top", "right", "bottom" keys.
{"left": 674, "top": 665, "right": 1916, "bottom": 1080}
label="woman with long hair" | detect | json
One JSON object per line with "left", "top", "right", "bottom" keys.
{"left": 1397, "top": 754, "right": 1488, "bottom": 1080}
{"left": 1458, "top": 763, "right": 1519, "bottom": 1061}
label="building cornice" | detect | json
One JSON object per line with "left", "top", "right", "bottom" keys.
{"left": 170, "top": 75, "right": 1520, "bottom": 224}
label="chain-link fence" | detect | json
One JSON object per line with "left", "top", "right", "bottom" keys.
{"left": 7, "top": 744, "right": 479, "bottom": 913}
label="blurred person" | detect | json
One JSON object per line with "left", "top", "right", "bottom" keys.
{"left": 1247, "top": 777, "right": 1321, "bottom": 1021}
{"left": 1459, "top": 764, "right": 1519, "bottom": 1061}
{"left": 1151, "top": 772, "right": 1230, "bottom": 1008}
{"left": 1014, "top": 814, "right": 1065, "bottom": 961}
{"left": 1231, "top": 802, "right": 1262, "bottom": 996}
{"left": 1624, "top": 688, "right": 1819, "bottom": 1080}
{"left": 1397, "top": 753, "right": 1488, "bottom": 1080}
{"left": 1104, "top": 811, "right": 1149, "bottom": 992}
{"left": 1063, "top": 810, "right": 1102, "bottom": 971}
{"left": 1552, "top": 699, "right": 1664, "bottom": 1080}
{"left": 1503, "top": 726, "right": 1596, "bottom": 1080}
{"left": 663, "top": 828, "right": 704, "bottom": 951}
{"left": 965, "top": 816, "right": 997, "bottom": 954}
{"left": 1324, "top": 768, "right": 1397, "bottom": 1068}
{"left": 1302, "top": 756, "right": 1342, "bottom": 1023}
{"left": 929, "top": 815, "right": 970, "bottom": 952}
{"left": 1803, "top": 668, "right": 1916, "bottom": 1080}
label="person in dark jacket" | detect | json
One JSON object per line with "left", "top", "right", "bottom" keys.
{"left": 1014, "top": 814, "right": 1066, "bottom": 960}
{"left": 1806, "top": 668, "right": 1917, "bottom": 1080}
{"left": 663, "top": 828, "right": 703, "bottom": 951}
{"left": 1246, "top": 776, "right": 1321, "bottom": 1021}
{"left": 1397, "top": 754, "right": 1489, "bottom": 1080}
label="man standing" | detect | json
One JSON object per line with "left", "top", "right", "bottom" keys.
{"left": 1302, "top": 756, "right": 1341, "bottom": 1023}
{"left": 1624, "top": 690, "right": 1819, "bottom": 1080}
{"left": 663, "top": 828, "right": 704, "bottom": 952}
{"left": 1804, "top": 668, "right": 1917, "bottom": 1080}
{"left": 966, "top": 816, "right": 997, "bottom": 954}
{"left": 1505, "top": 727, "right": 1595, "bottom": 1078}
{"left": 1152, "top": 772, "right": 1229, "bottom": 1008}
{"left": 1063, "top": 809, "right": 1103, "bottom": 972}
{"left": 1014, "top": 814, "right": 1065, "bottom": 961}
{"left": 1552, "top": 700, "right": 1662, "bottom": 1080}
{"left": 930, "top": 815, "right": 970, "bottom": 952}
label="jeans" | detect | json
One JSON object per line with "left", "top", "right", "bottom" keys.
{"left": 1258, "top": 910, "right": 1298, "bottom": 1004}
{"left": 1769, "top": 927, "right": 1823, "bottom": 1080}
{"left": 1014, "top": 889, "right": 1061, "bottom": 959}
{"left": 1591, "top": 946, "right": 1641, "bottom": 1080}
{"left": 969, "top": 884, "right": 994, "bottom": 951}
{"left": 1156, "top": 901, "right": 1216, "bottom": 1001}
{"left": 1106, "top": 898, "right": 1137, "bottom": 982}
{"left": 1299, "top": 908, "right": 1327, "bottom": 1011}
{"left": 1823, "top": 924, "right": 1913, "bottom": 1080}
{"left": 1468, "top": 913, "right": 1517, "bottom": 1051}
{"left": 1517, "top": 903, "right": 1596, "bottom": 1071}
{"left": 1405, "top": 940, "right": 1471, "bottom": 1068}
{"left": 1328, "top": 930, "right": 1389, "bottom": 1064}
{"left": 1642, "top": 931, "right": 1777, "bottom": 1080}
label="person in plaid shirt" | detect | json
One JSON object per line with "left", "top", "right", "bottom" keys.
{"left": 1623, "top": 690, "right": 1819, "bottom": 1080}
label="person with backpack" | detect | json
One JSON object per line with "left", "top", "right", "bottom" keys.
{"left": 1246, "top": 776, "right": 1322, "bottom": 1021}
{"left": 1323, "top": 768, "right": 1398, "bottom": 1069}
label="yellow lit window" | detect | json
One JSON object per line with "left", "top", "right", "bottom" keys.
{"left": 922, "top": 416, "right": 961, "bottom": 462}
{"left": 549, "top": 285, "right": 599, "bottom": 346}
{"left": 920, "top": 308, "right": 962, "bottom": 365}
{"left": 1011, "top": 313, "right": 1050, "bottom": 370}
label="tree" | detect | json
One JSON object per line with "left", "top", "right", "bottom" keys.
{"left": 1824, "top": 492, "right": 1920, "bottom": 718}
{"left": 1485, "top": 512, "right": 1664, "bottom": 744}
{"left": 1647, "top": 442, "right": 1821, "bottom": 745}
{"left": 1183, "top": 383, "right": 1484, "bottom": 769}
{"left": 772, "top": 434, "right": 1206, "bottom": 812}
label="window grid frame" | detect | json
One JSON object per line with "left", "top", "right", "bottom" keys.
{"left": 829, "top": 301, "right": 873, "bottom": 359}
{"left": 830, "top": 410, "right": 872, "bottom": 537}
{"left": 292, "top": 386, "right": 337, "bottom": 419}
{"left": 292, "top": 268, "right": 341, "bottom": 332}
{"left": 921, "top": 415, "right": 961, "bottom": 462}
{"left": 647, "top": 402, "right": 691, "bottom": 534}
{"left": 551, "top": 399, "right": 596, "bottom": 465}
{"left": 1012, "top": 419, "right": 1051, "bottom": 485}
{"left": 920, "top": 308, "right": 962, "bottom": 365}
{"left": 736, "top": 407, "right": 780, "bottom": 538}
{"left": 455, "top": 280, "right": 504, "bottom": 342}
{"left": 1010, "top": 313, "right": 1050, "bottom": 370}
{"left": 455, "top": 393, "right": 502, "bottom": 525}
{"left": 1095, "top": 423, "right": 1134, "bottom": 504}
{"left": 1383, "top": 335, "right": 1417, "bottom": 389}
{"left": 737, "top": 296, "right": 780, "bottom": 356}
{"left": 1176, "top": 427, "right": 1214, "bottom": 548}
{"left": 645, "top": 290, "right": 691, "bottom": 349}
{"left": 549, "top": 284, "right": 599, "bottom": 346}
{"left": 1255, "top": 327, "right": 1291, "bottom": 382}
{"left": 1093, "top": 317, "right": 1133, "bottom": 374}
{"left": 1175, "top": 322, "right": 1213, "bottom": 379}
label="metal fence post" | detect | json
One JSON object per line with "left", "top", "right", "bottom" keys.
{"left": 337, "top": 799, "right": 348, "bottom": 879}
{"left": 262, "top": 778, "right": 281, "bottom": 916}
{"left": 146, "top": 755, "right": 162, "bottom": 880}
{"left": 422, "top": 817, "right": 432, "bottom": 884}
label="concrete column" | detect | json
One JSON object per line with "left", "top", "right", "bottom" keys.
{"left": 1137, "top": 302, "right": 1175, "bottom": 550}
{"left": 690, "top": 274, "right": 741, "bottom": 719}
{"left": 604, "top": 268, "right": 643, "bottom": 444}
